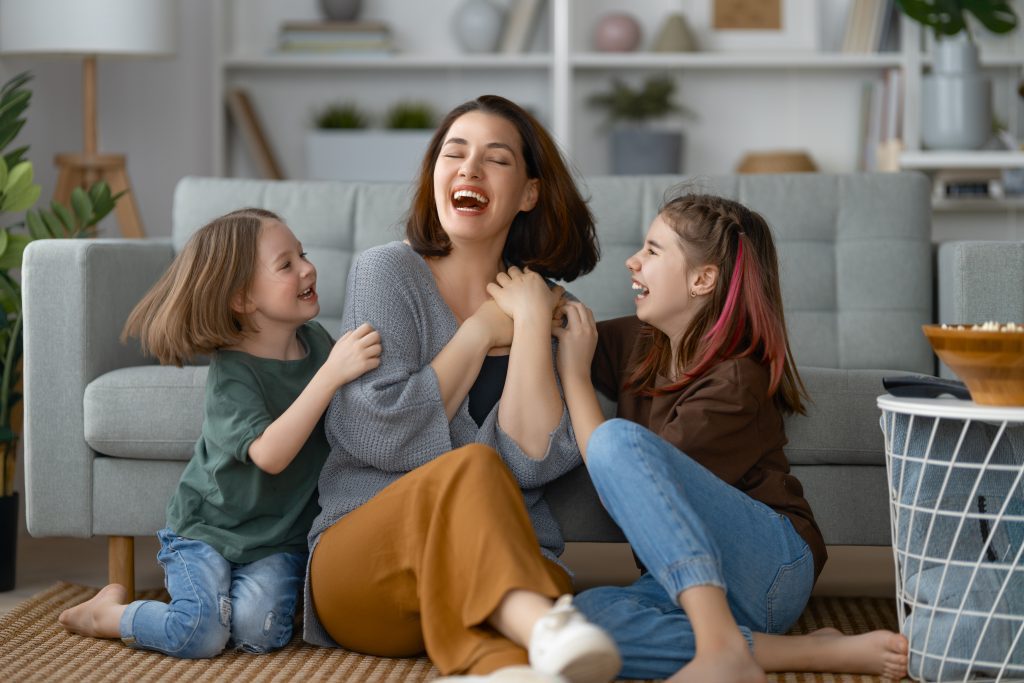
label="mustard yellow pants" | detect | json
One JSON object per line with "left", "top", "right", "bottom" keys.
{"left": 310, "top": 444, "right": 573, "bottom": 675}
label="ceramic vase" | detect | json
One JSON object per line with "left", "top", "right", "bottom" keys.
{"left": 319, "top": 0, "right": 362, "bottom": 21}
{"left": 452, "top": 0, "right": 505, "bottom": 54}
{"left": 611, "top": 127, "right": 683, "bottom": 174}
{"left": 921, "top": 37, "right": 992, "bottom": 150}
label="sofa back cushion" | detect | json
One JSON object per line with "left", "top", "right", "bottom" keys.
{"left": 173, "top": 173, "right": 933, "bottom": 373}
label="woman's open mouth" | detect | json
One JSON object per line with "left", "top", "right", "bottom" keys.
{"left": 632, "top": 281, "right": 649, "bottom": 300}
{"left": 451, "top": 188, "right": 489, "bottom": 215}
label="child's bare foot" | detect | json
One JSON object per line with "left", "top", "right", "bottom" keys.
{"left": 805, "top": 629, "right": 908, "bottom": 680}
{"left": 667, "top": 642, "right": 767, "bottom": 683}
{"left": 58, "top": 583, "right": 129, "bottom": 639}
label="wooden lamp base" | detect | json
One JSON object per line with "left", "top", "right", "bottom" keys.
{"left": 53, "top": 152, "right": 145, "bottom": 238}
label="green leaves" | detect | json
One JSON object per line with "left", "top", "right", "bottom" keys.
{"left": 588, "top": 74, "right": 695, "bottom": 127}
{"left": 0, "top": 72, "right": 32, "bottom": 169}
{"left": 0, "top": 161, "right": 42, "bottom": 213}
{"left": 25, "top": 182, "right": 122, "bottom": 239}
{"left": 897, "top": 0, "right": 1018, "bottom": 39}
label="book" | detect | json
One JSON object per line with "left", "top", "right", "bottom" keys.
{"left": 225, "top": 88, "right": 285, "bottom": 180}
{"left": 500, "top": 0, "right": 544, "bottom": 53}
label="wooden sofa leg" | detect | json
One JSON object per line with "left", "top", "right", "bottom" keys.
{"left": 108, "top": 536, "right": 135, "bottom": 601}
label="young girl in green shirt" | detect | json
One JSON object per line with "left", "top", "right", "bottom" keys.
{"left": 58, "top": 208, "right": 380, "bottom": 658}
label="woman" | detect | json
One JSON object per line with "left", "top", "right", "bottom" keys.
{"left": 303, "top": 95, "right": 621, "bottom": 683}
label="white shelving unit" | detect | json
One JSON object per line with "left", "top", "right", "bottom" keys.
{"left": 212, "top": 0, "right": 1022, "bottom": 197}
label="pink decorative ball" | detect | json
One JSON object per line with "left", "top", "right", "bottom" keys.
{"left": 593, "top": 13, "right": 642, "bottom": 52}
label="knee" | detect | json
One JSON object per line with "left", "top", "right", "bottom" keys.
{"left": 587, "top": 419, "right": 641, "bottom": 475}
{"left": 164, "top": 605, "right": 231, "bottom": 659}
{"left": 230, "top": 603, "right": 294, "bottom": 653}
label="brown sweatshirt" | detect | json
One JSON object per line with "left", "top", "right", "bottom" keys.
{"left": 592, "top": 316, "right": 827, "bottom": 579}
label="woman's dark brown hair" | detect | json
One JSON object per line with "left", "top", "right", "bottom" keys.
{"left": 627, "top": 194, "right": 808, "bottom": 415}
{"left": 122, "top": 208, "right": 281, "bottom": 367}
{"left": 406, "top": 95, "right": 598, "bottom": 282}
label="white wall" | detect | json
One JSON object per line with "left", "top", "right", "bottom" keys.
{"left": 0, "top": 0, "right": 214, "bottom": 238}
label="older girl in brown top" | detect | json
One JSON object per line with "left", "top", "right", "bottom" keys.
{"left": 553, "top": 194, "right": 909, "bottom": 682}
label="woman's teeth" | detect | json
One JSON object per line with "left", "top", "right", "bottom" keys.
{"left": 452, "top": 189, "right": 489, "bottom": 210}
{"left": 632, "top": 282, "right": 649, "bottom": 299}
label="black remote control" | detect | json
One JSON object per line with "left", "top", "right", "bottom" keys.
{"left": 882, "top": 374, "right": 972, "bottom": 400}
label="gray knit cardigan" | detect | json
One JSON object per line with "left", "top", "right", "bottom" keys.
{"left": 303, "top": 241, "right": 582, "bottom": 646}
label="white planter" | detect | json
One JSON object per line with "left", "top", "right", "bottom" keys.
{"left": 305, "top": 130, "right": 434, "bottom": 183}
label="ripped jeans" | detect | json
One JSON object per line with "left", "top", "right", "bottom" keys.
{"left": 119, "top": 528, "right": 305, "bottom": 658}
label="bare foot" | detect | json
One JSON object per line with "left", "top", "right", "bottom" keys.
{"left": 667, "top": 643, "right": 767, "bottom": 683}
{"left": 58, "top": 583, "right": 129, "bottom": 639}
{"left": 803, "top": 629, "right": 908, "bottom": 680}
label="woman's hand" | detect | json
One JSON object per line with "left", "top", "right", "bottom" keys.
{"left": 486, "top": 266, "right": 564, "bottom": 325}
{"left": 465, "top": 298, "right": 514, "bottom": 351}
{"left": 552, "top": 301, "right": 598, "bottom": 381}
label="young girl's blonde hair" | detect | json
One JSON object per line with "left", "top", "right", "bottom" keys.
{"left": 122, "top": 208, "right": 282, "bottom": 366}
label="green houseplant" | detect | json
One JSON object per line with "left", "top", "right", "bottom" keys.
{"left": 897, "top": 1, "right": 1019, "bottom": 149}
{"left": 588, "top": 74, "right": 694, "bottom": 175}
{"left": 0, "top": 72, "right": 120, "bottom": 591}
{"left": 306, "top": 99, "right": 434, "bottom": 182}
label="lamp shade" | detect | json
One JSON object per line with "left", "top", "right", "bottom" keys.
{"left": 0, "top": 0, "right": 175, "bottom": 56}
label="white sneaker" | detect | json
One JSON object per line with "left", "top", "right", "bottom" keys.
{"left": 528, "top": 595, "right": 621, "bottom": 683}
{"left": 433, "top": 665, "right": 567, "bottom": 682}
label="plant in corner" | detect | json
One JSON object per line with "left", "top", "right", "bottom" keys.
{"left": 0, "top": 72, "right": 120, "bottom": 591}
{"left": 384, "top": 101, "right": 436, "bottom": 130}
{"left": 897, "top": 0, "right": 1018, "bottom": 149}
{"left": 588, "top": 74, "right": 695, "bottom": 175}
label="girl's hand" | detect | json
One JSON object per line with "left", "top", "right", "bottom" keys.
{"left": 465, "top": 298, "right": 514, "bottom": 351}
{"left": 552, "top": 301, "right": 598, "bottom": 381}
{"left": 326, "top": 322, "right": 382, "bottom": 386}
{"left": 486, "top": 266, "right": 564, "bottom": 325}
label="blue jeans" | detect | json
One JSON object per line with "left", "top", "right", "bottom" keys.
{"left": 119, "top": 528, "right": 306, "bottom": 658}
{"left": 573, "top": 419, "right": 815, "bottom": 680}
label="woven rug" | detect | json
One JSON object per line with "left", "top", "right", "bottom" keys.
{"left": 0, "top": 582, "right": 901, "bottom": 682}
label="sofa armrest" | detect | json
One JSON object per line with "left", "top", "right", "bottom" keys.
{"left": 22, "top": 238, "right": 175, "bottom": 537}
{"left": 937, "top": 241, "right": 1024, "bottom": 377}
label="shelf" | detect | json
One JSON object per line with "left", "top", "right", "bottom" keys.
{"left": 223, "top": 53, "right": 552, "bottom": 70}
{"left": 932, "top": 197, "right": 1024, "bottom": 212}
{"left": 572, "top": 51, "right": 904, "bottom": 70}
{"left": 900, "top": 151, "right": 1024, "bottom": 170}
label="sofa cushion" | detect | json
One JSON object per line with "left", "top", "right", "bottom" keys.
{"left": 84, "top": 366, "right": 207, "bottom": 459}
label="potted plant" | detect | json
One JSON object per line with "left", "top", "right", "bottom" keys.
{"left": 897, "top": 0, "right": 1018, "bottom": 149}
{"left": 0, "top": 72, "right": 120, "bottom": 592}
{"left": 305, "top": 100, "right": 435, "bottom": 183}
{"left": 588, "top": 74, "right": 695, "bottom": 174}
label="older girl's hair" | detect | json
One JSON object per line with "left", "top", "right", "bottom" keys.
{"left": 626, "top": 194, "right": 808, "bottom": 415}
{"left": 121, "top": 208, "right": 282, "bottom": 366}
{"left": 406, "top": 94, "right": 598, "bottom": 282}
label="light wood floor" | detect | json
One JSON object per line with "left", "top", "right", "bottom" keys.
{"left": 0, "top": 532, "right": 897, "bottom": 616}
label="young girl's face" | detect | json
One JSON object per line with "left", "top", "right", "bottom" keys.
{"left": 627, "top": 214, "right": 710, "bottom": 340}
{"left": 432, "top": 111, "right": 539, "bottom": 247}
{"left": 243, "top": 220, "right": 319, "bottom": 330}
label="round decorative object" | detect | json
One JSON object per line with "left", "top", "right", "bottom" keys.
{"left": 452, "top": 0, "right": 505, "bottom": 54}
{"left": 593, "top": 12, "right": 642, "bottom": 52}
{"left": 319, "top": 0, "right": 362, "bottom": 21}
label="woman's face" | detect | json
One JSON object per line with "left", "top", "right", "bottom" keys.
{"left": 432, "top": 111, "right": 539, "bottom": 247}
{"left": 626, "top": 214, "right": 712, "bottom": 340}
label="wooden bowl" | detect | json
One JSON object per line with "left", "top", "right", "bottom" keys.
{"left": 922, "top": 324, "right": 1024, "bottom": 406}
{"left": 736, "top": 150, "right": 817, "bottom": 174}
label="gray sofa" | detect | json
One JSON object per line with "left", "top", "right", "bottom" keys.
{"left": 23, "top": 172, "right": 1019, "bottom": 594}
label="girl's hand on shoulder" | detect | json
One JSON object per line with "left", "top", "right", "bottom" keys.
{"left": 327, "top": 322, "right": 382, "bottom": 386}
{"left": 486, "top": 266, "right": 564, "bottom": 325}
{"left": 552, "top": 301, "right": 598, "bottom": 380}
{"left": 467, "top": 298, "right": 514, "bottom": 351}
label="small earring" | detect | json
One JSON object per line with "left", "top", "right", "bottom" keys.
{"left": 690, "top": 289, "right": 697, "bottom": 298}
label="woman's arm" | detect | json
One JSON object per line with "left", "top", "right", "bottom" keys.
{"left": 553, "top": 301, "right": 606, "bottom": 461}
{"left": 487, "top": 267, "right": 565, "bottom": 459}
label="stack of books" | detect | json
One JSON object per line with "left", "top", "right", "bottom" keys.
{"left": 277, "top": 20, "right": 393, "bottom": 56}
{"left": 842, "top": 0, "right": 898, "bottom": 53}
{"left": 499, "top": 0, "right": 545, "bottom": 53}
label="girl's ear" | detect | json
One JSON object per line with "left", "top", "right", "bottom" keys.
{"left": 519, "top": 178, "right": 539, "bottom": 212}
{"left": 231, "top": 290, "right": 254, "bottom": 315}
{"left": 692, "top": 264, "right": 718, "bottom": 296}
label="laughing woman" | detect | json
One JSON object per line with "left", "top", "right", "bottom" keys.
{"left": 303, "top": 96, "right": 622, "bottom": 683}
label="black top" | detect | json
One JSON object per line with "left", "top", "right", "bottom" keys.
{"left": 469, "top": 354, "right": 510, "bottom": 427}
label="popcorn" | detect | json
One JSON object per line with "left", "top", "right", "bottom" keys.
{"left": 940, "top": 322, "right": 1023, "bottom": 332}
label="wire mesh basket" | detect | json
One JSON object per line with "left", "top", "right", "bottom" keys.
{"left": 880, "top": 396, "right": 1024, "bottom": 682}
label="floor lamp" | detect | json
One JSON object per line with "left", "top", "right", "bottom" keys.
{"left": 0, "top": 0, "right": 175, "bottom": 238}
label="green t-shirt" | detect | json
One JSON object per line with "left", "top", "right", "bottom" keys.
{"left": 166, "top": 321, "right": 335, "bottom": 564}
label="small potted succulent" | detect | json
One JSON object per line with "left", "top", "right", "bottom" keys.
{"left": 588, "top": 74, "right": 695, "bottom": 175}
{"left": 305, "top": 100, "right": 436, "bottom": 183}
